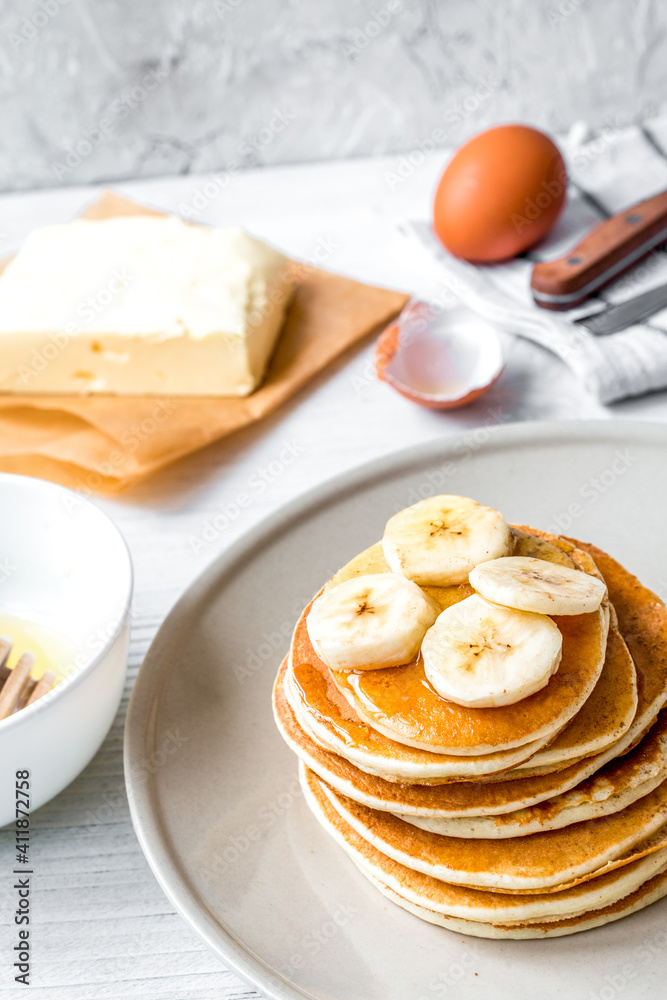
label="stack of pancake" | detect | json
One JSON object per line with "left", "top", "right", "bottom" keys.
{"left": 272, "top": 500, "right": 667, "bottom": 938}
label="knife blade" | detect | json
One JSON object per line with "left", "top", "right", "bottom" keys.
{"left": 575, "top": 282, "right": 667, "bottom": 336}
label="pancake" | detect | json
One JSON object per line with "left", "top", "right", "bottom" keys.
{"left": 365, "top": 869, "right": 667, "bottom": 939}
{"left": 289, "top": 618, "right": 635, "bottom": 782}
{"left": 285, "top": 656, "right": 553, "bottom": 782}
{"left": 572, "top": 538, "right": 667, "bottom": 715}
{"left": 294, "top": 531, "right": 609, "bottom": 755}
{"left": 510, "top": 621, "right": 637, "bottom": 770}
{"left": 468, "top": 537, "right": 667, "bottom": 786}
{"left": 329, "top": 600, "right": 608, "bottom": 754}
{"left": 287, "top": 608, "right": 629, "bottom": 784}
{"left": 399, "top": 769, "right": 665, "bottom": 838}
{"left": 276, "top": 657, "right": 667, "bottom": 829}
{"left": 301, "top": 761, "right": 667, "bottom": 924}
{"left": 318, "top": 774, "right": 667, "bottom": 890}
{"left": 435, "top": 613, "right": 634, "bottom": 782}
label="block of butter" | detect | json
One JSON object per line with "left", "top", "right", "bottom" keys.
{"left": 0, "top": 216, "right": 295, "bottom": 396}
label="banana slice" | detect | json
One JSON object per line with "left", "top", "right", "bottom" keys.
{"left": 307, "top": 573, "right": 439, "bottom": 671}
{"left": 469, "top": 556, "right": 607, "bottom": 615}
{"left": 382, "top": 495, "right": 512, "bottom": 586}
{"left": 421, "top": 594, "right": 562, "bottom": 707}
{"left": 511, "top": 526, "right": 574, "bottom": 567}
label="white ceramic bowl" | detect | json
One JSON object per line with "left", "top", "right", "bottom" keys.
{"left": 0, "top": 473, "right": 133, "bottom": 827}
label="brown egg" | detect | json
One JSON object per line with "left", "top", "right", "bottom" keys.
{"left": 433, "top": 124, "right": 567, "bottom": 262}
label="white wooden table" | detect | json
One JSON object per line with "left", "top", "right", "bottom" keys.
{"left": 1, "top": 151, "right": 666, "bottom": 999}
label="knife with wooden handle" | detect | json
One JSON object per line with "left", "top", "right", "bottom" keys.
{"left": 531, "top": 189, "right": 667, "bottom": 310}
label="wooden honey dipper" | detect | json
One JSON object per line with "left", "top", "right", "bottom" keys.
{"left": 0, "top": 635, "right": 56, "bottom": 720}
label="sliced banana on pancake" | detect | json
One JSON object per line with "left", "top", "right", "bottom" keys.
{"left": 382, "top": 495, "right": 512, "bottom": 586}
{"left": 421, "top": 594, "right": 562, "bottom": 708}
{"left": 470, "top": 556, "right": 607, "bottom": 615}
{"left": 511, "top": 527, "right": 574, "bottom": 566}
{"left": 306, "top": 573, "right": 438, "bottom": 671}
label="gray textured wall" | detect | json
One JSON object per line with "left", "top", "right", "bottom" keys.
{"left": 0, "top": 0, "right": 664, "bottom": 193}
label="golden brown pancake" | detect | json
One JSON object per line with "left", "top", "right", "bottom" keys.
{"left": 329, "top": 605, "right": 607, "bottom": 754}
{"left": 286, "top": 608, "right": 633, "bottom": 785}
{"left": 287, "top": 615, "right": 635, "bottom": 790}
{"left": 274, "top": 664, "right": 667, "bottom": 835}
{"left": 365, "top": 869, "right": 667, "bottom": 939}
{"left": 513, "top": 622, "right": 636, "bottom": 769}
{"left": 317, "top": 772, "right": 667, "bottom": 891}
{"left": 301, "top": 761, "right": 667, "bottom": 925}
{"left": 286, "top": 655, "right": 553, "bottom": 781}
{"left": 571, "top": 537, "right": 667, "bottom": 715}
{"left": 294, "top": 531, "right": 609, "bottom": 754}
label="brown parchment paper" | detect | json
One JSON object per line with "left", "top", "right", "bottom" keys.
{"left": 0, "top": 193, "right": 408, "bottom": 492}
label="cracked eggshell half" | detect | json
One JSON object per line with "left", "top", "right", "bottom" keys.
{"left": 374, "top": 299, "right": 506, "bottom": 410}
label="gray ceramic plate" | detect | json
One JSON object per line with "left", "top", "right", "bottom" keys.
{"left": 125, "top": 420, "right": 667, "bottom": 1000}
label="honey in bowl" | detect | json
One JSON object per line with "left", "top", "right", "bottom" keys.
{"left": 0, "top": 614, "right": 79, "bottom": 717}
